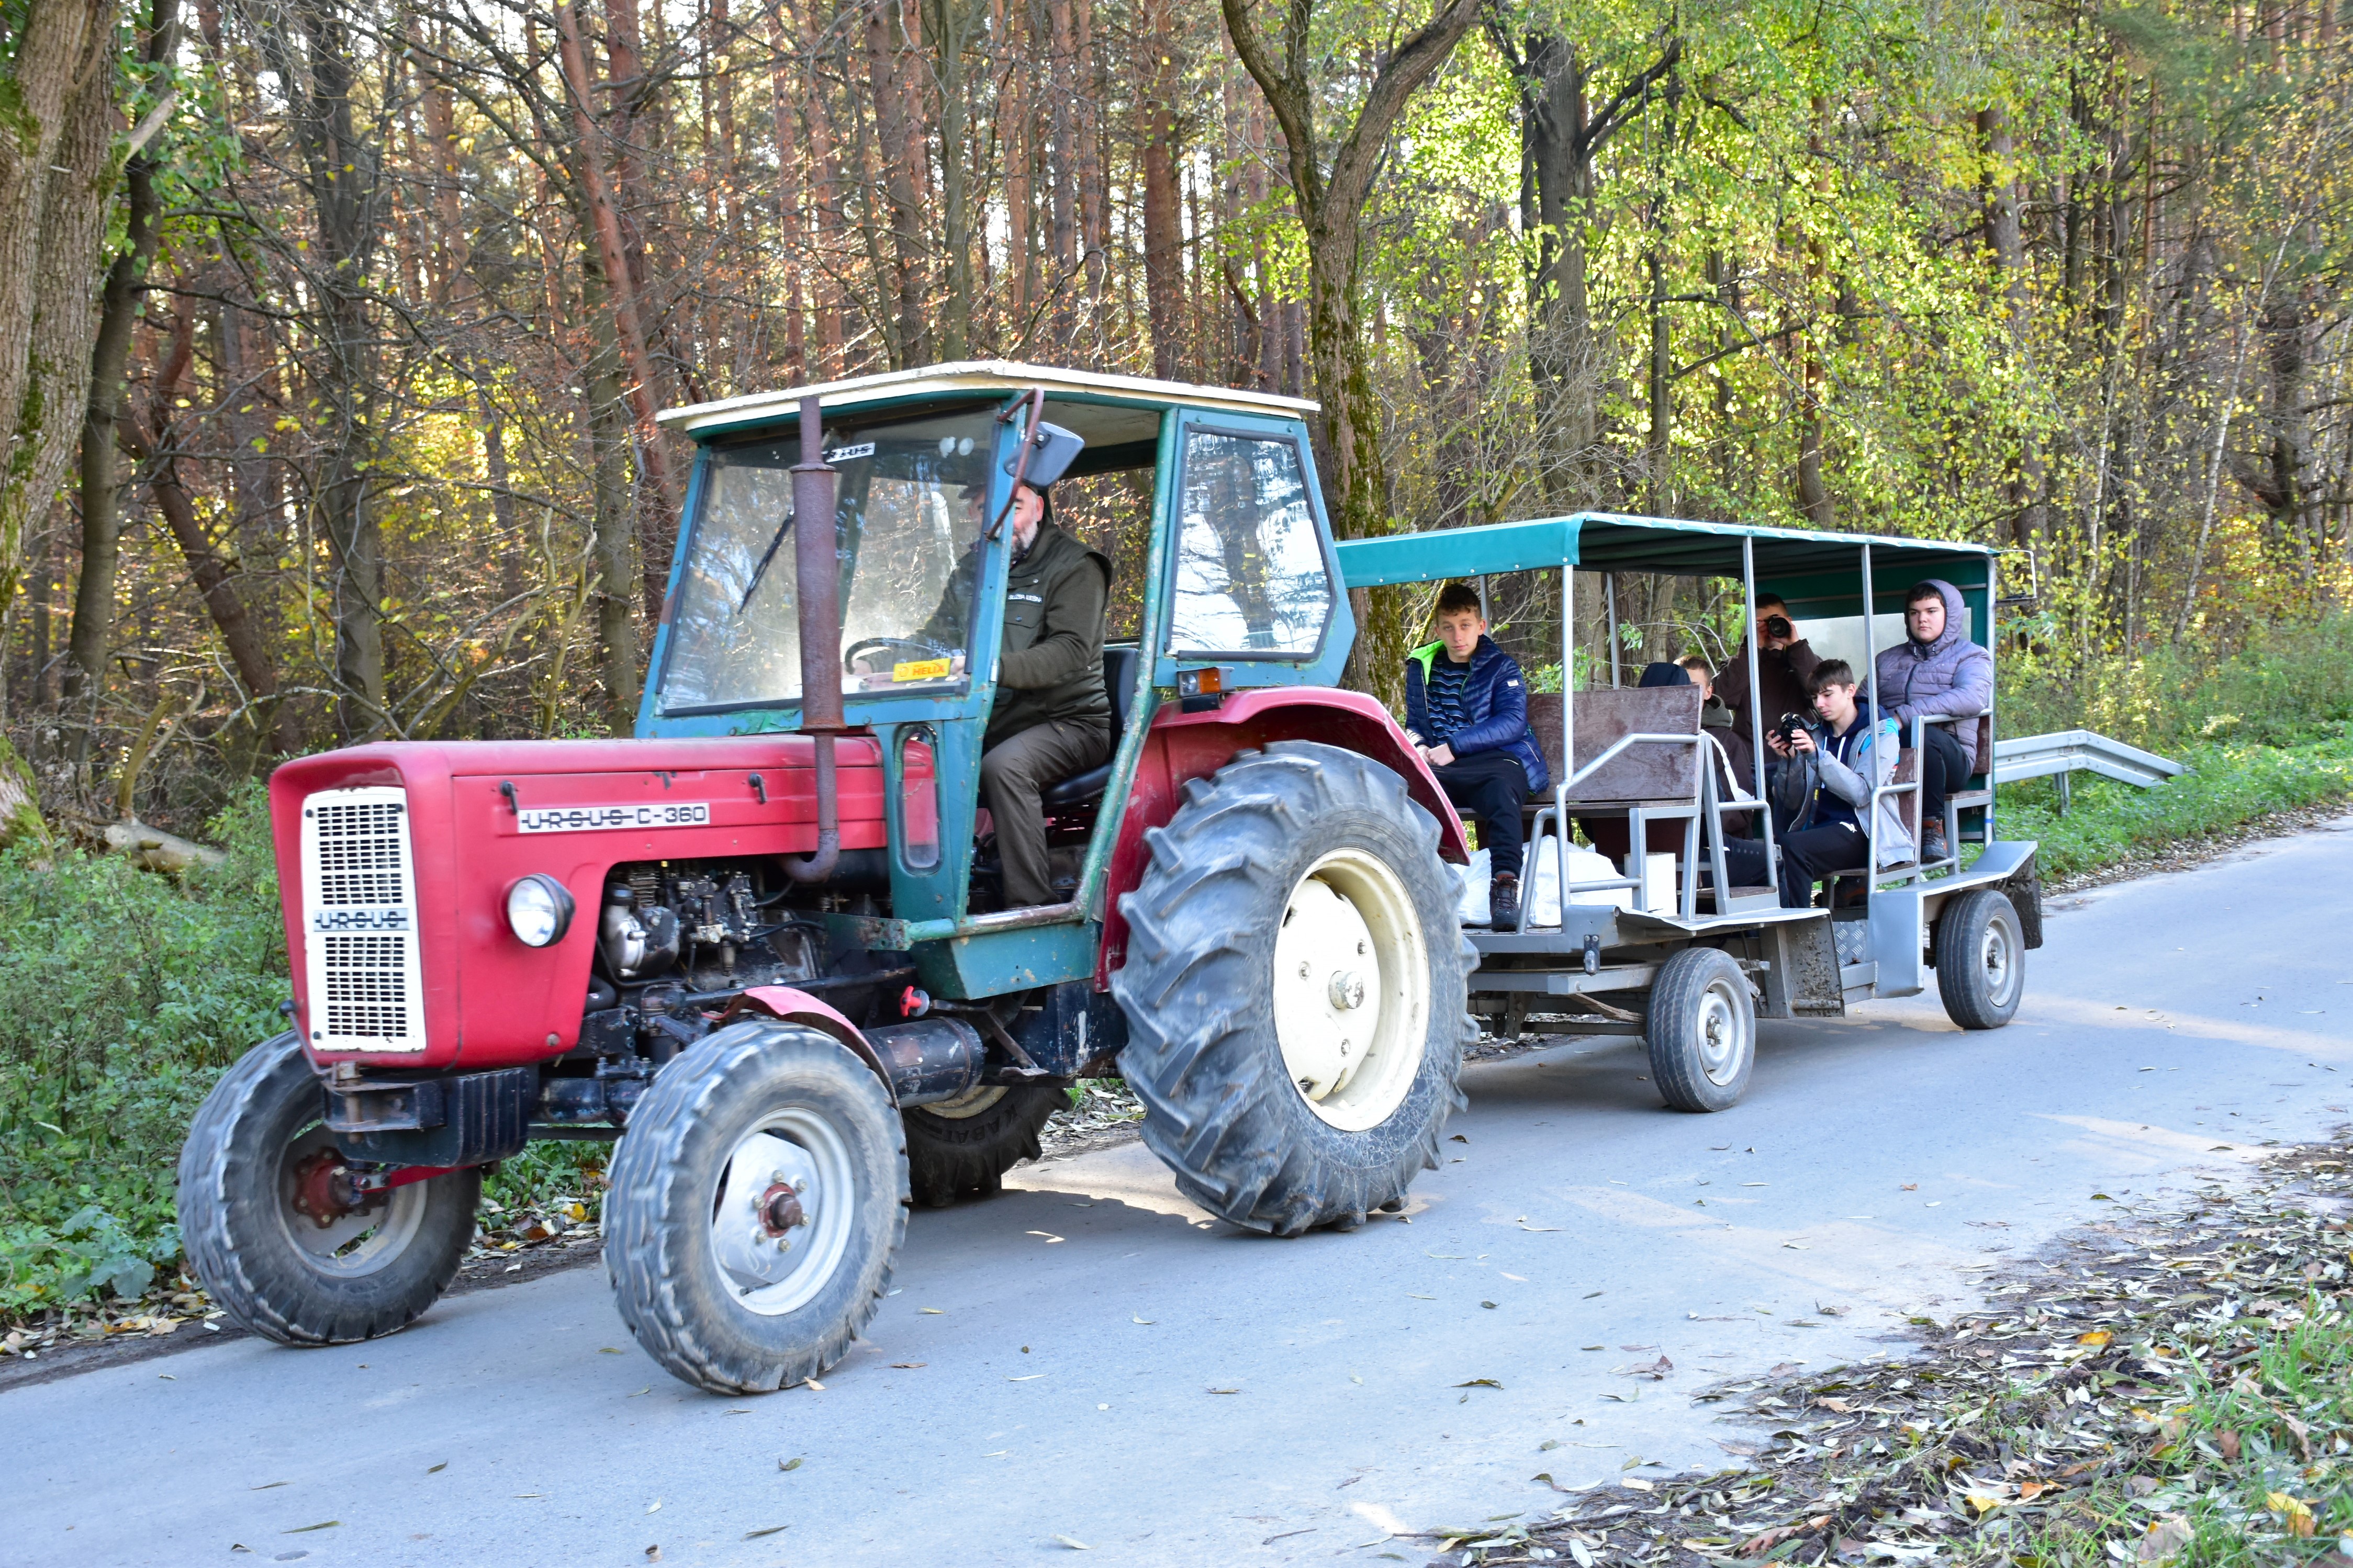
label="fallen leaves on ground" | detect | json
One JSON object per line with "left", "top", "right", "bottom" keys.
{"left": 1414, "top": 1136, "right": 2353, "bottom": 1567}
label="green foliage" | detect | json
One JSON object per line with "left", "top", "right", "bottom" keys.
{"left": 2000, "top": 735, "right": 2353, "bottom": 881}
{"left": 0, "top": 784, "right": 283, "bottom": 1314}
{"left": 2002, "top": 614, "right": 2353, "bottom": 753}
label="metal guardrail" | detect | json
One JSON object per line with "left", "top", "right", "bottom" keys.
{"left": 1993, "top": 729, "right": 2184, "bottom": 789}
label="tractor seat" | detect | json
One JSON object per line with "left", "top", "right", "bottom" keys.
{"left": 1041, "top": 644, "right": 1141, "bottom": 810}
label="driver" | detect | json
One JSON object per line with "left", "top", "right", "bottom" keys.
{"left": 966, "top": 481, "right": 1114, "bottom": 908}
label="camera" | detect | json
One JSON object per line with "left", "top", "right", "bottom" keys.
{"left": 1762, "top": 614, "right": 1794, "bottom": 641}
{"left": 1769, "top": 711, "right": 1811, "bottom": 747}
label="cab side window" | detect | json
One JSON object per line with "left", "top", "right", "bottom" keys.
{"left": 1167, "top": 430, "right": 1335, "bottom": 656}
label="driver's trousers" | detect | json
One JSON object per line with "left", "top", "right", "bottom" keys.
{"left": 981, "top": 719, "right": 1110, "bottom": 908}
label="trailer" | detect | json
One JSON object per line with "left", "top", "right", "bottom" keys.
{"left": 1335, "top": 513, "right": 2043, "bottom": 1110}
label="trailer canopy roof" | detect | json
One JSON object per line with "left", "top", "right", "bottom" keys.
{"left": 1334, "top": 513, "right": 1995, "bottom": 591}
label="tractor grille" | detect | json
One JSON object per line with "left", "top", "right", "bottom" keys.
{"left": 300, "top": 786, "right": 426, "bottom": 1051}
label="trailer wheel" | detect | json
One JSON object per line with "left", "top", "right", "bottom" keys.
{"left": 1936, "top": 889, "right": 2024, "bottom": 1030}
{"left": 1646, "top": 947, "right": 1755, "bottom": 1112}
{"left": 1112, "top": 742, "right": 1474, "bottom": 1237}
{"left": 903, "top": 1085, "right": 1061, "bottom": 1207}
{"left": 604, "top": 1019, "right": 905, "bottom": 1394}
{"left": 177, "top": 1032, "right": 479, "bottom": 1345}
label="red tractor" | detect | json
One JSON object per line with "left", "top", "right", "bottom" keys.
{"left": 179, "top": 364, "right": 1477, "bottom": 1393}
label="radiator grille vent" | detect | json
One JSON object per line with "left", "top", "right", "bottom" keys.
{"left": 300, "top": 786, "right": 426, "bottom": 1052}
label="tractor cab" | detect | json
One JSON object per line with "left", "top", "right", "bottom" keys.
{"left": 644, "top": 361, "right": 1359, "bottom": 963}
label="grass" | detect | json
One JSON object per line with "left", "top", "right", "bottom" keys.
{"left": 1995, "top": 732, "right": 2353, "bottom": 881}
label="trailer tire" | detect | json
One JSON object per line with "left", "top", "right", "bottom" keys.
{"left": 1112, "top": 742, "right": 1474, "bottom": 1237}
{"left": 177, "top": 1032, "right": 479, "bottom": 1345}
{"left": 604, "top": 1019, "right": 905, "bottom": 1394}
{"left": 1645, "top": 947, "right": 1756, "bottom": 1112}
{"left": 1936, "top": 888, "right": 2025, "bottom": 1031}
{"left": 903, "top": 1085, "right": 1062, "bottom": 1207}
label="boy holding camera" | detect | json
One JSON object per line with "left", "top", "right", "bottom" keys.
{"left": 1765, "top": 659, "right": 1914, "bottom": 908}
{"left": 1405, "top": 582, "right": 1551, "bottom": 929}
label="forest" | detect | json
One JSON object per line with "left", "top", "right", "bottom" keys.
{"left": 0, "top": 0, "right": 2347, "bottom": 835}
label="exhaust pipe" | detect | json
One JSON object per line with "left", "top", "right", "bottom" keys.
{"left": 867, "top": 1017, "right": 988, "bottom": 1107}
{"left": 785, "top": 392, "right": 843, "bottom": 883}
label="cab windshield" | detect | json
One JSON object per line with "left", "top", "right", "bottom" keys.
{"left": 657, "top": 406, "right": 998, "bottom": 714}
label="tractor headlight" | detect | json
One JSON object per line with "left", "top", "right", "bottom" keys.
{"left": 505, "top": 874, "right": 576, "bottom": 947}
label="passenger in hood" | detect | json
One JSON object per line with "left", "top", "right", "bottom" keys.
{"left": 1872, "top": 579, "right": 1991, "bottom": 865}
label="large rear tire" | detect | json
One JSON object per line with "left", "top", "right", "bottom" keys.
{"left": 1936, "top": 888, "right": 2025, "bottom": 1030}
{"left": 604, "top": 1019, "right": 906, "bottom": 1394}
{"left": 177, "top": 1033, "right": 480, "bottom": 1344}
{"left": 903, "top": 1085, "right": 1061, "bottom": 1207}
{"left": 1645, "top": 947, "right": 1755, "bottom": 1112}
{"left": 1112, "top": 742, "right": 1474, "bottom": 1237}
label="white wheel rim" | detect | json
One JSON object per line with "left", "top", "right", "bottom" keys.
{"left": 1979, "top": 917, "right": 2016, "bottom": 1005}
{"left": 275, "top": 1127, "right": 428, "bottom": 1277}
{"left": 916, "top": 1084, "right": 1006, "bottom": 1122}
{"left": 1271, "top": 848, "right": 1430, "bottom": 1132}
{"left": 1694, "top": 979, "right": 1748, "bottom": 1087}
{"left": 708, "top": 1108, "right": 859, "bottom": 1317}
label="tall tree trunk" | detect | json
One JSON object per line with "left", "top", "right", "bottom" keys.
{"left": 0, "top": 0, "right": 124, "bottom": 640}
{"left": 1222, "top": 0, "right": 1481, "bottom": 702}
{"left": 255, "top": 0, "right": 393, "bottom": 738}
{"left": 558, "top": 0, "right": 681, "bottom": 625}
{"left": 928, "top": 0, "right": 977, "bottom": 359}
{"left": 1139, "top": 0, "right": 1184, "bottom": 379}
{"left": 68, "top": 98, "right": 170, "bottom": 709}
{"left": 766, "top": 1, "right": 808, "bottom": 377}
{"left": 863, "top": 0, "right": 931, "bottom": 366}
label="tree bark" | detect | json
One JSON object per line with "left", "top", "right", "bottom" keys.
{"left": 862, "top": 0, "right": 932, "bottom": 367}
{"left": 557, "top": 0, "right": 681, "bottom": 626}
{"left": 0, "top": 0, "right": 124, "bottom": 630}
{"left": 1221, "top": 0, "right": 1482, "bottom": 700}
{"left": 1140, "top": 0, "right": 1185, "bottom": 379}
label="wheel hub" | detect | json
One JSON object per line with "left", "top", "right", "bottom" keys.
{"left": 709, "top": 1119, "right": 857, "bottom": 1316}
{"left": 759, "top": 1181, "right": 809, "bottom": 1236}
{"left": 289, "top": 1148, "right": 360, "bottom": 1229}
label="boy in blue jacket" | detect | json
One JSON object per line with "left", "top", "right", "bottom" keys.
{"left": 1405, "top": 582, "right": 1551, "bottom": 928}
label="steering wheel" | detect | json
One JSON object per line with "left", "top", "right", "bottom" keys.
{"left": 844, "top": 636, "right": 948, "bottom": 675}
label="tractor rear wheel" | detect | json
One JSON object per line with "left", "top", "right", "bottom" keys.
{"left": 1112, "top": 742, "right": 1474, "bottom": 1236}
{"left": 604, "top": 1019, "right": 905, "bottom": 1394}
{"left": 178, "top": 1032, "right": 480, "bottom": 1344}
{"left": 903, "top": 1084, "right": 1062, "bottom": 1207}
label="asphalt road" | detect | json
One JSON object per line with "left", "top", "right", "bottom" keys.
{"left": 13, "top": 817, "right": 2353, "bottom": 1568}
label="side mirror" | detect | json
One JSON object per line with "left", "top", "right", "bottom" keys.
{"left": 1005, "top": 421, "right": 1085, "bottom": 489}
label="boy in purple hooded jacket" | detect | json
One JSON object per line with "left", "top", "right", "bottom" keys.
{"left": 1873, "top": 580, "right": 1992, "bottom": 863}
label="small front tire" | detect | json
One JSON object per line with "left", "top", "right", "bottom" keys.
{"left": 1936, "top": 888, "right": 2025, "bottom": 1030}
{"left": 1645, "top": 947, "right": 1756, "bottom": 1113}
{"left": 177, "top": 1033, "right": 480, "bottom": 1345}
{"left": 604, "top": 1020, "right": 906, "bottom": 1394}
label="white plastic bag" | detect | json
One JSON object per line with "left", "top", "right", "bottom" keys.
{"left": 1522, "top": 840, "right": 1634, "bottom": 928}
{"left": 1454, "top": 848, "right": 1492, "bottom": 926}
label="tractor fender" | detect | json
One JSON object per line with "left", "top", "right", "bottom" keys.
{"left": 720, "top": 987, "right": 899, "bottom": 1107}
{"left": 1095, "top": 686, "right": 1471, "bottom": 987}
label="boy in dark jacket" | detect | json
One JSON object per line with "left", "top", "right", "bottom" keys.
{"left": 1405, "top": 582, "right": 1551, "bottom": 928}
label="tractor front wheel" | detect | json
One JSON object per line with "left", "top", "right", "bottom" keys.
{"left": 177, "top": 1033, "right": 480, "bottom": 1344}
{"left": 604, "top": 1019, "right": 906, "bottom": 1394}
{"left": 1113, "top": 742, "right": 1474, "bottom": 1236}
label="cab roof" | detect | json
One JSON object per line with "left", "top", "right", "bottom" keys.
{"left": 657, "top": 360, "right": 1318, "bottom": 441}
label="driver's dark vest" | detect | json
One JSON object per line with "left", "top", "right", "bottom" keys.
{"left": 987, "top": 520, "right": 1112, "bottom": 750}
